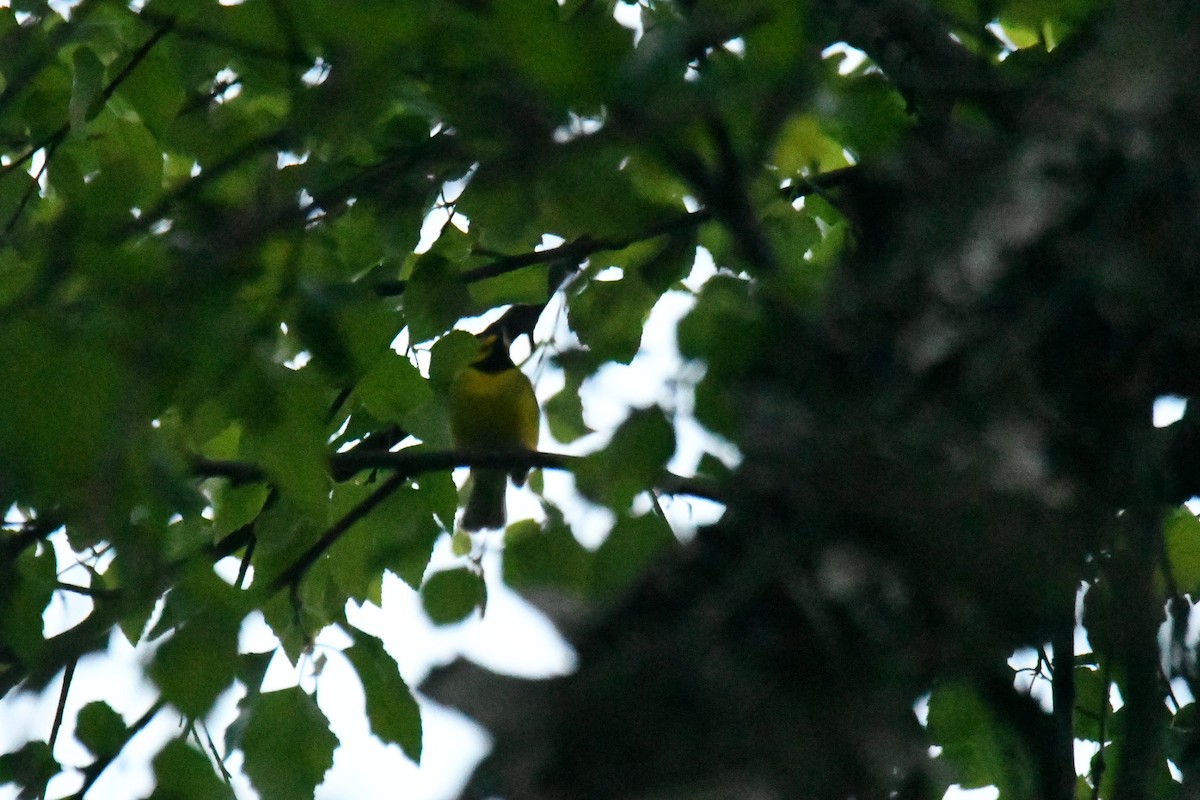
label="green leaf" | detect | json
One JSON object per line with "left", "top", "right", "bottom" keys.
{"left": 344, "top": 628, "right": 423, "bottom": 762}
{"left": 576, "top": 406, "right": 675, "bottom": 511}
{"left": 0, "top": 543, "right": 56, "bottom": 666}
{"left": 451, "top": 529, "right": 473, "bottom": 556}
{"left": 676, "top": 275, "right": 764, "bottom": 379}
{"left": 568, "top": 273, "right": 659, "bottom": 364}
{"left": 223, "top": 650, "right": 278, "bottom": 755}
{"left": 76, "top": 701, "right": 128, "bottom": 759}
{"left": 0, "top": 249, "right": 37, "bottom": 306}
{"left": 239, "top": 650, "right": 276, "bottom": 695}
{"left": 211, "top": 482, "right": 271, "bottom": 537}
{"left": 772, "top": 114, "right": 851, "bottom": 176}
{"left": 148, "top": 567, "right": 246, "bottom": 718}
{"left": 1072, "top": 666, "right": 1108, "bottom": 742}
{"left": 427, "top": 330, "right": 481, "bottom": 393}
{"left": 69, "top": 46, "right": 105, "bottom": 133}
{"left": 469, "top": 263, "right": 551, "bottom": 310}
{"left": 87, "top": 110, "right": 165, "bottom": 213}
{"left": 544, "top": 368, "right": 592, "bottom": 444}
{"left": 240, "top": 687, "right": 338, "bottom": 800}
{"left": 0, "top": 320, "right": 126, "bottom": 514}
{"left": 248, "top": 496, "right": 325, "bottom": 599}
{"left": 244, "top": 371, "right": 331, "bottom": 520}
{"left": 117, "top": 41, "right": 185, "bottom": 137}
{"left": 1164, "top": 507, "right": 1200, "bottom": 595}
{"left": 634, "top": 233, "right": 697, "bottom": 295}
{"left": 405, "top": 255, "right": 470, "bottom": 343}
{"left": 761, "top": 200, "right": 822, "bottom": 267}
{"left": 455, "top": 166, "right": 544, "bottom": 253}
{"left": 149, "top": 613, "right": 241, "bottom": 718}
{"left": 0, "top": 741, "right": 58, "bottom": 799}
{"left": 421, "top": 567, "right": 485, "bottom": 625}
{"left": 0, "top": 171, "right": 36, "bottom": 237}
{"left": 1092, "top": 731, "right": 1175, "bottom": 800}
{"left": 355, "top": 351, "right": 432, "bottom": 426}
{"left": 148, "top": 739, "right": 234, "bottom": 800}
{"left": 503, "top": 515, "right": 590, "bottom": 593}
{"left": 926, "top": 683, "right": 1038, "bottom": 797}
{"left": 589, "top": 512, "right": 675, "bottom": 600}
{"left": 322, "top": 475, "right": 449, "bottom": 596}
{"left": 821, "top": 71, "right": 909, "bottom": 160}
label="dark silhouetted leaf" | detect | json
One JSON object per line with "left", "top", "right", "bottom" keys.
{"left": 345, "top": 628, "right": 422, "bottom": 762}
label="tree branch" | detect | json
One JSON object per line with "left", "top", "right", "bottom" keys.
{"left": 194, "top": 446, "right": 726, "bottom": 592}
{"left": 268, "top": 471, "right": 409, "bottom": 591}
{"left": 191, "top": 448, "right": 726, "bottom": 504}
{"left": 371, "top": 165, "right": 857, "bottom": 298}
{"left": 372, "top": 209, "right": 714, "bottom": 297}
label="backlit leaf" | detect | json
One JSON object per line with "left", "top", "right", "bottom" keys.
{"left": 576, "top": 406, "right": 675, "bottom": 511}
{"left": 421, "top": 567, "right": 485, "bottom": 625}
{"left": 76, "top": 701, "right": 128, "bottom": 759}
{"left": 240, "top": 687, "right": 337, "bottom": 800}
{"left": 149, "top": 739, "right": 234, "bottom": 800}
{"left": 345, "top": 628, "right": 423, "bottom": 762}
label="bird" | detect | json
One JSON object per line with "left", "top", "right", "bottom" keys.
{"left": 449, "top": 329, "right": 540, "bottom": 531}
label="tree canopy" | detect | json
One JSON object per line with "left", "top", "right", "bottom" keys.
{"left": 3, "top": 0, "right": 1200, "bottom": 798}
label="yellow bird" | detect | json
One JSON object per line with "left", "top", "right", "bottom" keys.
{"left": 449, "top": 331, "right": 540, "bottom": 531}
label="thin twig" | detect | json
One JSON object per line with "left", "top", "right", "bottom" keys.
{"left": 199, "top": 721, "right": 235, "bottom": 786}
{"left": 54, "top": 582, "right": 118, "bottom": 599}
{"left": 47, "top": 658, "right": 76, "bottom": 751}
{"left": 234, "top": 537, "right": 256, "bottom": 590}
{"left": 42, "top": 657, "right": 77, "bottom": 800}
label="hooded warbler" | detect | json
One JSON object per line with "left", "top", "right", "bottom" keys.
{"left": 449, "top": 331, "right": 539, "bottom": 531}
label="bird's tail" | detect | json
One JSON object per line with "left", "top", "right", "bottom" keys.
{"left": 462, "top": 468, "right": 507, "bottom": 531}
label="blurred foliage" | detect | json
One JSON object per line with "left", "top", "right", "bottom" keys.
{"left": 1, "top": 0, "right": 1200, "bottom": 798}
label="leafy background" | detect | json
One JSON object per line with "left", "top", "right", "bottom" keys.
{"left": 3, "top": 0, "right": 1200, "bottom": 799}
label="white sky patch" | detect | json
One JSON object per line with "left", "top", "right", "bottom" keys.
{"left": 553, "top": 112, "right": 606, "bottom": 144}
{"left": 946, "top": 786, "right": 999, "bottom": 800}
{"left": 28, "top": 148, "right": 47, "bottom": 193}
{"left": 1154, "top": 394, "right": 1187, "bottom": 428}
{"left": 415, "top": 173, "right": 474, "bottom": 255}
{"left": 822, "top": 42, "right": 869, "bottom": 75}
{"left": 986, "top": 21, "right": 1021, "bottom": 56}
{"left": 213, "top": 68, "right": 242, "bottom": 103}
{"left": 277, "top": 150, "right": 309, "bottom": 169}
{"left": 302, "top": 58, "right": 332, "bottom": 87}
{"left": 613, "top": 1, "right": 644, "bottom": 44}
{"left": 48, "top": 0, "right": 80, "bottom": 19}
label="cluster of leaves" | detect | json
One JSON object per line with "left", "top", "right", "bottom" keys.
{"left": 3, "top": 0, "right": 1199, "bottom": 798}
{"left": 0, "top": 0, "right": 855, "bottom": 795}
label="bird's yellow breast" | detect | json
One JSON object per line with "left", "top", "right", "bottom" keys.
{"left": 449, "top": 364, "right": 539, "bottom": 452}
